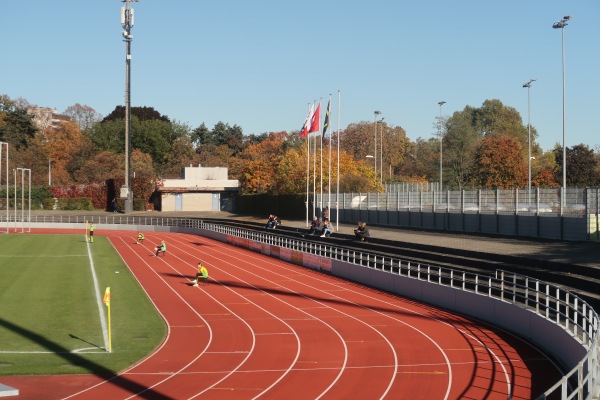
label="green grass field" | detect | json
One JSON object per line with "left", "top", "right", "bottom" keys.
{"left": 0, "top": 234, "right": 166, "bottom": 376}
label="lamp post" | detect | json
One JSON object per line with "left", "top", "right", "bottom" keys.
{"left": 437, "top": 101, "right": 446, "bottom": 191}
{"left": 120, "top": 0, "right": 139, "bottom": 214}
{"left": 523, "top": 78, "right": 536, "bottom": 195}
{"left": 379, "top": 117, "right": 384, "bottom": 183}
{"left": 373, "top": 111, "right": 381, "bottom": 179}
{"left": 553, "top": 15, "right": 572, "bottom": 198}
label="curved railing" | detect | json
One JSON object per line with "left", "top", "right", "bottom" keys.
{"left": 3, "top": 214, "right": 599, "bottom": 399}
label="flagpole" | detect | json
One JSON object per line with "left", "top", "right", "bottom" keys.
{"left": 312, "top": 101, "right": 318, "bottom": 219}
{"left": 319, "top": 99, "right": 323, "bottom": 218}
{"left": 336, "top": 90, "right": 341, "bottom": 231}
{"left": 313, "top": 130, "right": 316, "bottom": 218}
{"left": 305, "top": 103, "right": 310, "bottom": 226}
{"left": 327, "top": 95, "right": 332, "bottom": 219}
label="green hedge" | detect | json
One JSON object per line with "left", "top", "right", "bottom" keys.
{"left": 56, "top": 197, "right": 94, "bottom": 211}
{"left": 0, "top": 186, "right": 53, "bottom": 210}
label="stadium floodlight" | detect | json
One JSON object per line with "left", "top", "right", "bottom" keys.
{"left": 120, "top": 0, "right": 139, "bottom": 214}
{"left": 552, "top": 15, "right": 572, "bottom": 202}
{"left": 523, "top": 78, "right": 536, "bottom": 195}
{"left": 437, "top": 101, "right": 446, "bottom": 191}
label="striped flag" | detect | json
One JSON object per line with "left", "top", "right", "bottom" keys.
{"left": 322, "top": 99, "right": 330, "bottom": 136}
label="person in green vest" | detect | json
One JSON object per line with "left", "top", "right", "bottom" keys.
{"left": 89, "top": 222, "right": 94, "bottom": 243}
{"left": 154, "top": 240, "right": 166, "bottom": 256}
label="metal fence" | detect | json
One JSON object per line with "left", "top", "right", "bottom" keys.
{"left": 314, "top": 187, "right": 600, "bottom": 241}
{"left": 322, "top": 187, "right": 599, "bottom": 216}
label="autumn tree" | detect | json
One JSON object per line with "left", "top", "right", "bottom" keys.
{"left": 473, "top": 136, "right": 527, "bottom": 188}
{"left": 397, "top": 138, "right": 438, "bottom": 184}
{"left": 439, "top": 107, "right": 480, "bottom": 189}
{"left": 74, "top": 151, "right": 125, "bottom": 183}
{"left": 36, "top": 120, "right": 83, "bottom": 185}
{"left": 63, "top": 103, "right": 102, "bottom": 133}
{"left": 234, "top": 131, "right": 287, "bottom": 194}
{"left": 131, "top": 149, "right": 156, "bottom": 179}
{"left": 553, "top": 144, "right": 600, "bottom": 187}
{"left": 473, "top": 99, "right": 530, "bottom": 146}
{"left": 160, "top": 136, "right": 198, "bottom": 178}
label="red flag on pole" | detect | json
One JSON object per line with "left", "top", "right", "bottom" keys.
{"left": 308, "top": 102, "right": 321, "bottom": 135}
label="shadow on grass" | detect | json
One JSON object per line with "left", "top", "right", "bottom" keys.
{"left": 0, "top": 318, "right": 175, "bottom": 400}
{"left": 68, "top": 334, "right": 104, "bottom": 351}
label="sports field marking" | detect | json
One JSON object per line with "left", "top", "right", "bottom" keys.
{"left": 84, "top": 234, "right": 109, "bottom": 352}
{"left": 0, "top": 348, "right": 105, "bottom": 354}
{"left": 0, "top": 254, "right": 87, "bottom": 257}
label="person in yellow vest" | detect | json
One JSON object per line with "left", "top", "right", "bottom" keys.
{"left": 192, "top": 262, "right": 209, "bottom": 286}
{"left": 137, "top": 232, "right": 145, "bottom": 244}
{"left": 89, "top": 223, "right": 94, "bottom": 243}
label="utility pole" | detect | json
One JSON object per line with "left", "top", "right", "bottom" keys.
{"left": 120, "top": 0, "right": 139, "bottom": 213}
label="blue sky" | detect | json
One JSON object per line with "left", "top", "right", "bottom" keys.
{"left": 2, "top": 1, "right": 598, "bottom": 152}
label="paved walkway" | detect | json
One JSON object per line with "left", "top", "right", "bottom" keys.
{"left": 208, "top": 211, "right": 600, "bottom": 270}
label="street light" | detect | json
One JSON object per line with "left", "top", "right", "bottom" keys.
{"left": 120, "top": 0, "right": 139, "bottom": 214}
{"left": 379, "top": 117, "right": 384, "bottom": 183}
{"left": 437, "top": 101, "right": 446, "bottom": 191}
{"left": 523, "top": 78, "right": 536, "bottom": 195}
{"left": 553, "top": 15, "right": 572, "bottom": 198}
{"left": 373, "top": 111, "right": 381, "bottom": 179}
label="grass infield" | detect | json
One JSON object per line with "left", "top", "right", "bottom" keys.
{"left": 0, "top": 234, "right": 166, "bottom": 376}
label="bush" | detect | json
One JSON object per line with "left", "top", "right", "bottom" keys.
{"left": 57, "top": 197, "right": 94, "bottom": 211}
{"left": 41, "top": 198, "right": 56, "bottom": 210}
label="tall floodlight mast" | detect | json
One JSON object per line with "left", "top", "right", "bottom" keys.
{"left": 120, "top": 0, "right": 138, "bottom": 213}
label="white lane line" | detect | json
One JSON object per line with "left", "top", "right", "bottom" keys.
{"left": 85, "top": 234, "right": 109, "bottom": 352}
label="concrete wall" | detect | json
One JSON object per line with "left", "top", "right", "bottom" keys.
{"left": 182, "top": 193, "right": 213, "bottom": 211}
{"left": 335, "top": 208, "right": 588, "bottom": 241}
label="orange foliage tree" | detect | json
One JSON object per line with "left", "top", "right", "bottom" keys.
{"left": 473, "top": 136, "right": 527, "bottom": 189}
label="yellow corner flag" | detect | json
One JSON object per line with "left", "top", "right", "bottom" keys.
{"left": 103, "top": 287, "right": 111, "bottom": 307}
{"left": 103, "top": 287, "right": 112, "bottom": 353}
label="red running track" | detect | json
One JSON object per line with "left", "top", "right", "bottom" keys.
{"left": 2, "top": 230, "right": 562, "bottom": 399}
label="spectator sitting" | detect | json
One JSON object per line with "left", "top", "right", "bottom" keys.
{"left": 265, "top": 214, "right": 282, "bottom": 229}
{"left": 305, "top": 216, "right": 319, "bottom": 236}
{"left": 265, "top": 214, "right": 276, "bottom": 229}
{"left": 320, "top": 219, "right": 333, "bottom": 237}
{"left": 354, "top": 221, "right": 370, "bottom": 242}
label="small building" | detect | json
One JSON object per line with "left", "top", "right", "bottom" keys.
{"left": 157, "top": 166, "right": 239, "bottom": 212}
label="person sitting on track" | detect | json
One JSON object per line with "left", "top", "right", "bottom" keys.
{"left": 154, "top": 240, "right": 167, "bottom": 256}
{"left": 137, "top": 232, "right": 145, "bottom": 244}
{"left": 192, "top": 262, "right": 209, "bottom": 286}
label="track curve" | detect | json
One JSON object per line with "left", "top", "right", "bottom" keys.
{"left": 2, "top": 229, "right": 562, "bottom": 399}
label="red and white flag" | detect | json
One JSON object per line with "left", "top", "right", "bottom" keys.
{"left": 298, "top": 104, "right": 315, "bottom": 138}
